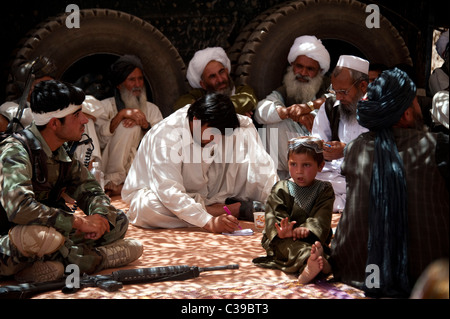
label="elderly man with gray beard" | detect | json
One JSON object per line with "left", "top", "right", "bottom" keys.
{"left": 254, "top": 36, "right": 331, "bottom": 179}
{"left": 96, "top": 55, "right": 163, "bottom": 196}
{"left": 311, "top": 55, "right": 370, "bottom": 212}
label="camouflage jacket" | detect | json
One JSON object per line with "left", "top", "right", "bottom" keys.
{"left": 0, "top": 123, "right": 118, "bottom": 235}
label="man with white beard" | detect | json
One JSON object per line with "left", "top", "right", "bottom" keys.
{"left": 97, "top": 55, "right": 163, "bottom": 196}
{"left": 254, "top": 35, "right": 331, "bottom": 179}
{"left": 312, "top": 55, "right": 369, "bottom": 212}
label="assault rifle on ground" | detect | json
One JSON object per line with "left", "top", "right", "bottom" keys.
{"left": 0, "top": 264, "right": 239, "bottom": 299}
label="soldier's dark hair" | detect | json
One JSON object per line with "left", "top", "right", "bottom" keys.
{"left": 187, "top": 92, "right": 240, "bottom": 135}
{"left": 30, "top": 79, "right": 85, "bottom": 115}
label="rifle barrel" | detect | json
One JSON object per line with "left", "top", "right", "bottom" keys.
{"left": 112, "top": 264, "right": 239, "bottom": 284}
{"left": 199, "top": 264, "right": 239, "bottom": 272}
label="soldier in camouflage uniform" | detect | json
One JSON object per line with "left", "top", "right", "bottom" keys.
{"left": 0, "top": 80, "right": 142, "bottom": 283}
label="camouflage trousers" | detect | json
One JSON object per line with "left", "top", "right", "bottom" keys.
{"left": 0, "top": 210, "right": 129, "bottom": 278}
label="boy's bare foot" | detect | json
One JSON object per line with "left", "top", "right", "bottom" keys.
{"left": 298, "top": 245, "right": 323, "bottom": 284}
{"left": 312, "top": 241, "right": 332, "bottom": 274}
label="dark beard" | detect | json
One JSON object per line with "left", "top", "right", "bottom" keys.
{"left": 339, "top": 102, "right": 357, "bottom": 122}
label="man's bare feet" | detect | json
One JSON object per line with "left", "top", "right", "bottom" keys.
{"left": 298, "top": 245, "right": 323, "bottom": 284}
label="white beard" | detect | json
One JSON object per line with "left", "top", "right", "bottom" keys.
{"left": 283, "top": 66, "right": 324, "bottom": 103}
{"left": 119, "top": 86, "right": 148, "bottom": 110}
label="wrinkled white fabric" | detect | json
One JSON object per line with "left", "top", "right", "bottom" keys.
{"left": 96, "top": 97, "right": 163, "bottom": 185}
{"left": 431, "top": 90, "right": 449, "bottom": 129}
{"left": 254, "top": 90, "right": 315, "bottom": 178}
{"left": 122, "top": 105, "right": 278, "bottom": 228}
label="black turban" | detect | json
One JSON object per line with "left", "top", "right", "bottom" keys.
{"left": 356, "top": 68, "right": 417, "bottom": 298}
{"left": 109, "top": 54, "right": 144, "bottom": 87}
{"left": 109, "top": 55, "right": 144, "bottom": 112}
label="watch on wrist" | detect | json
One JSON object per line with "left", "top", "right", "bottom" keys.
{"left": 306, "top": 101, "right": 314, "bottom": 111}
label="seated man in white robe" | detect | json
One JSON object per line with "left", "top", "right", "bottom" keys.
{"left": 312, "top": 55, "right": 369, "bottom": 212}
{"left": 97, "top": 55, "right": 163, "bottom": 195}
{"left": 254, "top": 35, "right": 331, "bottom": 179}
{"left": 122, "top": 93, "right": 278, "bottom": 234}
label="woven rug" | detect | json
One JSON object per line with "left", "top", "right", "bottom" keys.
{"left": 27, "top": 198, "right": 367, "bottom": 299}
{"left": 0, "top": 196, "right": 367, "bottom": 299}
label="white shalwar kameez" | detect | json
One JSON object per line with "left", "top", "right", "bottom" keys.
{"left": 254, "top": 90, "right": 312, "bottom": 179}
{"left": 122, "top": 105, "right": 278, "bottom": 229}
{"left": 312, "top": 99, "right": 368, "bottom": 212}
{"left": 96, "top": 97, "right": 163, "bottom": 185}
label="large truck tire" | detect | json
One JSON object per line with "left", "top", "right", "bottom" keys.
{"left": 6, "top": 9, "right": 187, "bottom": 117}
{"left": 234, "top": 0, "right": 412, "bottom": 100}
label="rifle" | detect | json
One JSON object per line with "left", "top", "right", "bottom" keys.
{"left": 5, "top": 56, "right": 56, "bottom": 135}
{"left": 0, "top": 264, "right": 239, "bottom": 299}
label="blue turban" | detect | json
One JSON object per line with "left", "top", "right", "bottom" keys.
{"left": 357, "top": 67, "right": 416, "bottom": 130}
{"left": 356, "top": 68, "right": 416, "bottom": 297}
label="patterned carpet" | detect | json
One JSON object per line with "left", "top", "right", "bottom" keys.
{"left": 3, "top": 197, "right": 369, "bottom": 299}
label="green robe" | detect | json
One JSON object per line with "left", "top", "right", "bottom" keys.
{"left": 253, "top": 179, "right": 334, "bottom": 274}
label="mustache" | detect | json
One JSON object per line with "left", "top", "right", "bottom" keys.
{"left": 295, "top": 74, "right": 311, "bottom": 81}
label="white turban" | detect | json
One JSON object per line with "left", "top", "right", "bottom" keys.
{"left": 287, "top": 35, "right": 330, "bottom": 74}
{"left": 186, "top": 47, "right": 231, "bottom": 88}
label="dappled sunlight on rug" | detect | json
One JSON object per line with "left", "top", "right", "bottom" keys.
{"left": 31, "top": 197, "right": 367, "bottom": 299}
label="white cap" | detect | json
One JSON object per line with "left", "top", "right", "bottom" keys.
{"left": 336, "top": 55, "right": 370, "bottom": 75}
